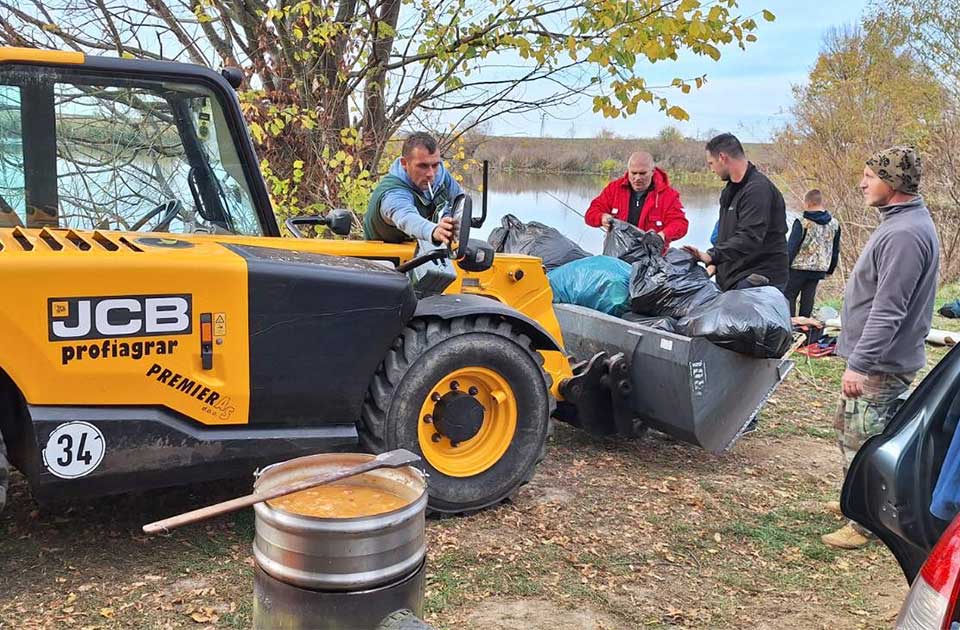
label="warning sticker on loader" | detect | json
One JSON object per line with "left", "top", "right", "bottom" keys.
{"left": 42, "top": 421, "right": 106, "bottom": 479}
{"left": 213, "top": 312, "right": 226, "bottom": 336}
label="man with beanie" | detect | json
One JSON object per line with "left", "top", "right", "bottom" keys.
{"left": 822, "top": 146, "right": 940, "bottom": 549}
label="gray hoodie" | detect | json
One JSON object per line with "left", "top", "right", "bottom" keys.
{"left": 838, "top": 196, "right": 940, "bottom": 375}
{"left": 379, "top": 158, "right": 463, "bottom": 242}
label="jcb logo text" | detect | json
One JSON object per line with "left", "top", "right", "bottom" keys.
{"left": 48, "top": 295, "right": 193, "bottom": 341}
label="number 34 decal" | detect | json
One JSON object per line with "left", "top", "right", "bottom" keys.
{"left": 42, "top": 422, "right": 106, "bottom": 479}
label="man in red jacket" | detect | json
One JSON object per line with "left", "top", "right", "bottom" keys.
{"left": 584, "top": 151, "right": 689, "bottom": 245}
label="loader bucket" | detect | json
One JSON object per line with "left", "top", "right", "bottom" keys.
{"left": 554, "top": 304, "right": 794, "bottom": 453}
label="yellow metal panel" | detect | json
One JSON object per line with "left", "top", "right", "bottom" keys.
{"left": 0, "top": 231, "right": 250, "bottom": 425}
{"left": 447, "top": 253, "right": 573, "bottom": 399}
{"left": 0, "top": 47, "right": 84, "bottom": 65}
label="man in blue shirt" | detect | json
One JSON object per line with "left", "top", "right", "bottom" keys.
{"left": 364, "top": 132, "right": 462, "bottom": 244}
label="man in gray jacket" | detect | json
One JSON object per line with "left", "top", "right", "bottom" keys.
{"left": 822, "top": 146, "right": 940, "bottom": 549}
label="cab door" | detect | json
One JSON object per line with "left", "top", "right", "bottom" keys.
{"left": 842, "top": 345, "right": 960, "bottom": 580}
{"left": 0, "top": 61, "right": 259, "bottom": 427}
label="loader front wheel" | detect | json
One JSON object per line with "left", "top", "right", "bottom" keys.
{"left": 361, "top": 316, "right": 552, "bottom": 514}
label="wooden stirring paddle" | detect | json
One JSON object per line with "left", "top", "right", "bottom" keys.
{"left": 142, "top": 449, "right": 420, "bottom": 535}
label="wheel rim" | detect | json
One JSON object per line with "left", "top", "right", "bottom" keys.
{"left": 417, "top": 366, "right": 518, "bottom": 477}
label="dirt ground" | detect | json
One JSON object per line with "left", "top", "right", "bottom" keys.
{"left": 8, "top": 309, "right": 960, "bottom": 628}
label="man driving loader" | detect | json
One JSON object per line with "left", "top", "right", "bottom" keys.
{"left": 363, "top": 132, "right": 462, "bottom": 244}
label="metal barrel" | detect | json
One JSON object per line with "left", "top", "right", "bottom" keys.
{"left": 253, "top": 561, "right": 428, "bottom": 630}
{"left": 252, "top": 452, "right": 427, "bottom": 591}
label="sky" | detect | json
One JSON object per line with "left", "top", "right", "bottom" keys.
{"left": 494, "top": 0, "right": 872, "bottom": 142}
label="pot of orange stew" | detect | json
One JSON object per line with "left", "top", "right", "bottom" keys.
{"left": 252, "top": 452, "right": 427, "bottom": 592}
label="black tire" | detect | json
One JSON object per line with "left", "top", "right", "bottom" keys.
{"left": 0, "top": 430, "right": 8, "bottom": 514}
{"left": 361, "top": 316, "right": 553, "bottom": 514}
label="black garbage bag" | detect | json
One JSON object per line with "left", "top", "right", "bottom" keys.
{"left": 628, "top": 248, "right": 721, "bottom": 318}
{"left": 603, "top": 219, "right": 664, "bottom": 263}
{"left": 677, "top": 286, "right": 793, "bottom": 358}
{"left": 620, "top": 312, "right": 678, "bottom": 333}
{"left": 487, "top": 214, "right": 589, "bottom": 271}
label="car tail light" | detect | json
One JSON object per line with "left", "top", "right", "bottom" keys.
{"left": 897, "top": 515, "right": 960, "bottom": 629}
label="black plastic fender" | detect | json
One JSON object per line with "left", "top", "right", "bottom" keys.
{"left": 414, "top": 294, "right": 563, "bottom": 353}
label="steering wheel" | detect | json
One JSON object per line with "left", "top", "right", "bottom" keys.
{"left": 130, "top": 200, "right": 186, "bottom": 232}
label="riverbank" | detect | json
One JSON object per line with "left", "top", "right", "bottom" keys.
{"left": 468, "top": 135, "right": 779, "bottom": 182}
{"left": 483, "top": 166, "right": 723, "bottom": 188}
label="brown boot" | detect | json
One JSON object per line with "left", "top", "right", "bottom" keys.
{"left": 821, "top": 523, "right": 870, "bottom": 549}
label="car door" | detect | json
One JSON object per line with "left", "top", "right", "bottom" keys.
{"left": 842, "top": 344, "right": 960, "bottom": 581}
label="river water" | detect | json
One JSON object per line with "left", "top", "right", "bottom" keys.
{"left": 466, "top": 172, "right": 726, "bottom": 253}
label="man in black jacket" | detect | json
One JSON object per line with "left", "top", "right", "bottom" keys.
{"left": 684, "top": 133, "right": 789, "bottom": 292}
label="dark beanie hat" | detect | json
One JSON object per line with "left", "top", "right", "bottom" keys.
{"left": 866, "top": 146, "right": 921, "bottom": 194}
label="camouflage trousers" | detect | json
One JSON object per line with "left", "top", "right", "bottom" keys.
{"left": 834, "top": 371, "right": 915, "bottom": 473}
{"left": 834, "top": 371, "right": 915, "bottom": 534}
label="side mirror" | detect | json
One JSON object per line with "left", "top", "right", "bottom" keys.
{"left": 458, "top": 239, "right": 494, "bottom": 273}
{"left": 284, "top": 209, "right": 354, "bottom": 238}
{"left": 325, "top": 208, "right": 353, "bottom": 236}
{"left": 220, "top": 67, "right": 244, "bottom": 90}
{"left": 449, "top": 194, "right": 472, "bottom": 260}
{"left": 471, "top": 159, "right": 489, "bottom": 229}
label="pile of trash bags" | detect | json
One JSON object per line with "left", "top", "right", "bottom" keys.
{"left": 491, "top": 215, "right": 792, "bottom": 359}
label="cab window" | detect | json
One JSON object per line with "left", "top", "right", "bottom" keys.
{"left": 0, "top": 66, "right": 263, "bottom": 236}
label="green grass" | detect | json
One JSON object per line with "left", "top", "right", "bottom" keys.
{"left": 218, "top": 599, "right": 253, "bottom": 628}
{"left": 764, "top": 421, "right": 805, "bottom": 438}
{"left": 426, "top": 550, "right": 546, "bottom": 614}
{"left": 935, "top": 283, "right": 960, "bottom": 308}
{"left": 233, "top": 510, "right": 256, "bottom": 539}
{"left": 818, "top": 282, "right": 960, "bottom": 322}
{"left": 791, "top": 354, "right": 845, "bottom": 390}
{"left": 723, "top": 508, "right": 840, "bottom": 561}
{"left": 804, "top": 425, "right": 835, "bottom": 440}
{"left": 169, "top": 531, "right": 235, "bottom": 575}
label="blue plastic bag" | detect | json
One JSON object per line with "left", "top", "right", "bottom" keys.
{"left": 939, "top": 299, "right": 960, "bottom": 318}
{"left": 932, "top": 416, "right": 960, "bottom": 521}
{"left": 547, "top": 256, "right": 631, "bottom": 316}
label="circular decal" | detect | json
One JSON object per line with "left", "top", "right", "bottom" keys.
{"left": 42, "top": 421, "right": 106, "bottom": 479}
{"left": 136, "top": 237, "right": 193, "bottom": 249}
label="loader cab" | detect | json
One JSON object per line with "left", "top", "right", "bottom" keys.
{"left": 0, "top": 52, "right": 278, "bottom": 237}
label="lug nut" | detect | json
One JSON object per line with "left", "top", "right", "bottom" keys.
{"left": 450, "top": 440, "right": 460, "bottom": 448}
{"left": 423, "top": 414, "right": 433, "bottom": 424}
{"left": 450, "top": 381, "right": 460, "bottom": 391}
{"left": 468, "top": 386, "right": 479, "bottom": 396}
{"left": 431, "top": 392, "right": 441, "bottom": 402}
{"left": 431, "top": 433, "right": 442, "bottom": 443}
